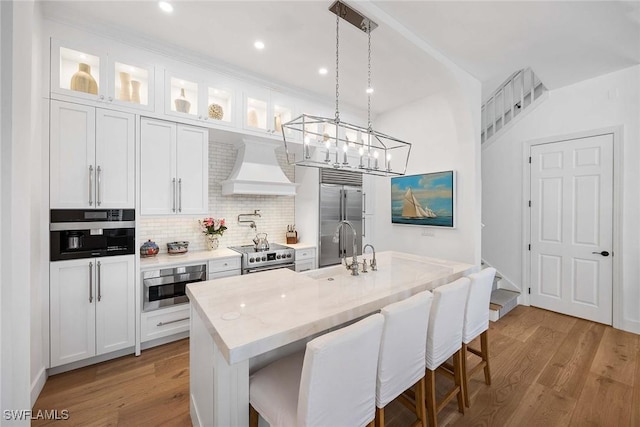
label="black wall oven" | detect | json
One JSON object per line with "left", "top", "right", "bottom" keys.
{"left": 50, "top": 209, "right": 135, "bottom": 261}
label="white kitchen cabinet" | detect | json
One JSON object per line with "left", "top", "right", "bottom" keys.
{"left": 50, "top": 100, "right": 135, "bottom": 209}
{"left": 51, "top": 38, "right": 156, "bottom": 112}
{"left": 165, "top": 69, "right": 239, "bottom": 128}
{"left": 140, "top": 118, "right": 208, "bottom": 215}
{"left": 295, "top": 247, "right": 317, "bottom": 272}
{"left": 207, "top": 256, "right": 241, "bottom": 280}
{"left": 243, "top": 86, "right": 297, "bottom": 139}
{"left": 141, "top": 304, "right": 190, "bottom": 343}
{"left": 50, "top": 255, "right": 135, "bottom": 367}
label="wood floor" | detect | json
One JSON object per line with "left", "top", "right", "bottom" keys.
{"left": 33, "top": 306, "right": 640, "bottom": 426}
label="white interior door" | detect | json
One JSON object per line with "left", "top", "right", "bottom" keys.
{"left": 530, "top": 134, "right": 613, "bottom": 324}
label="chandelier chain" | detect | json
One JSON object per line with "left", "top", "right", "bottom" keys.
{"left": 335, "top": 4, "right": 340, "bottom": 123}
{"left": 367, "top": 19, "right": 372, "bottom": 131}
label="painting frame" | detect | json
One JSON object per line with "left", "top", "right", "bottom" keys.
{"left": 390, "top": 170, "right": 456, "bottom": 228}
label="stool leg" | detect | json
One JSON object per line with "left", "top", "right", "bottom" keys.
{"left": 453, "top": 349, "right": 465, "bottom": 414}
{"left": 375, "top": 406, "right": 384, "bottom": 427}
{"left": 425, "top": 368, "right": 437, "bottom": 427}
{"left": 481, "top": 330, "right": 491, "bottom": 385}
{"left": 461, "top": 343, "right": 470, "bottom": 408}
{"left": 249, "top": 404, "right": 259, "bottom": 427}
{"left": 415, "top": 377, "right": 427, "bottom": 427}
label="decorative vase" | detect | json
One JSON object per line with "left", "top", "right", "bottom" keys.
{"left": 175, "top": 88, "right": 191, "bottom": 113}
{"left": 206, "top": 235, "right": 219, "bottom": 251}
{"left": 208, "top": 103, "right": 224, "bottom": 120}
{"left": 119, "top": 72, "right": 131, "bottom": 101}
{"left": 274, "top": 113, "right": 282, "bottom": 134}
{"left": 247, "top": 109, "right": 259, "bottom": 127}
{"left": 70, "top": 63, "right": 98, "bottom": 95}
{"left": 130, "top": 80, "right": 141, "bottom": 104}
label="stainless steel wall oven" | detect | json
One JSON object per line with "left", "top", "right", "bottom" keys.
{"left": 142, "top": 264, "right": 206, "bottom": 312}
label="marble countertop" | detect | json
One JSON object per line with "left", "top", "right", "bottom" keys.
{"left": 186, "top": 251, "right": 476, "bottom": 364}
{"left": 282, "top": 242, "right": 317, "bottom": 250}
{"left": 140, "top": 248, "right": 241, "bottom": 270}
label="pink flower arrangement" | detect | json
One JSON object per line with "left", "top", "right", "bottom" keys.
{"left": 199, "top": 217, "right": 227, "bottom": 236}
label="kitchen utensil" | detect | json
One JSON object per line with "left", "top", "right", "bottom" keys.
{"left": 140, "top": 239, "right": 159, "bottom": 257}
{"left": 253, "top": 233, "right": 269, "bottom": 251}
{"left": 167, "top": 241, "right": 189, "bottom": 254}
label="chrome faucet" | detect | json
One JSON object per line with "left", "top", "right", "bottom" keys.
{"left": 363, "top": 244, "right": 377, "bottom": 271}
{"left": 333, "top": 220, "right": 359, "bottom": 276}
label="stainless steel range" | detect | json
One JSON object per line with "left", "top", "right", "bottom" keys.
{"left": 229, "top": 243, "right": 295, "bottom": 274}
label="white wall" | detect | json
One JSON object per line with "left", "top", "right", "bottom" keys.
{"left": 370, "top": 74, "right": 482, "bottom": 265}
{"left": 482, "top": 65, "right": 640, "bottom": 334}
{"left": 1, "top": 0, "right": 37, "bottom": 423}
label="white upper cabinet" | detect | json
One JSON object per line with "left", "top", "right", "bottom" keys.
{"left": 164, "top": 69, "right": 239, "bottom": 129}
{"left": 50, "top": 100, "right": 135, "bottom": 209}
{"left": 140, "top": 118, "right": 208, "bottom": 216}
{"left": 243, "top": 86, "right": 297, "bottom": 140}
{"left": 51, "top": 39, "right": 155, "bottom": 112}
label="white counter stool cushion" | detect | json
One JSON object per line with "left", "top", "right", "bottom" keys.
{"left": 461, "top": 267, "right": 496, "bottom": 407}
{"left": 425, "top": 277, "right": 471, "bottom": 427}
{"left": 375, "top": 291, "right": 433, "bottom": 427}
{"left": 249, "top": 313, "right": 384, "bottom": 427}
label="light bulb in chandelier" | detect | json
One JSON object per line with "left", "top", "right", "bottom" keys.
{"left": 366, "top": 87, "right": 374, "bottom": 94}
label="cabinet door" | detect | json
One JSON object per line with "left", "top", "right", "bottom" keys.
{"left": 50, "top": 100, "right": 96, "bottom": 208}
{"left": 95, "top": 109, "right": 135, "bottom": 208}
{"left": 51, "top": 39, "right": 107, "bottom": 103}
{"left": 176, "top": 125, "right": 208, "bottom": 215}
{"left": 95, "top": 256, "right": 135, "bottom": 355}
{"left": 243, "top": 86, "right": 270, "bottom": 133}
{"left": 50, "top": 259, "right": 96, "bottom": 367}
{"left": 140, "top": 118, "right": 177, "bottom": 215}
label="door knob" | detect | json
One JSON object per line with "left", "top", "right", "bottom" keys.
{"left": 592, "top": 251, "right": 610, "bottom": 257}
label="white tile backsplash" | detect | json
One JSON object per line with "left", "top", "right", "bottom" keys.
{"left": 139, "top": 139, "right": 296, "bottom": 253}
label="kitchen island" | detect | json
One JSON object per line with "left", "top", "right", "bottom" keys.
{"left": 186, "top": 251, "right": 476, "bottom": 427}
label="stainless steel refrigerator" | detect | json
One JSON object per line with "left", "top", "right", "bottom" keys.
{"left": 319, "top": 184, "right": 363, "bottom": 267}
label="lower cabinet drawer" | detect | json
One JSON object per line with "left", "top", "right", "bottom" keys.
{"left": 141, "top": 305, "right": 190, "bottom": 343}
{"left": 208, "top": 268, "right": 241, "bottom": 280}
{"left": 295, "top": 259, "right": 315, "bottom": 273}
{"left": 208, "top": 257, "right": 241, "bottom": 274}
{"left": 295, "top": 248, "right": 316, "bottom": 261}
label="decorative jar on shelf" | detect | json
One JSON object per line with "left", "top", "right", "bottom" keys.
{"left": 175, "top": 88, "right": 191, "bottom": 113}
{"left": 208, "top": 103, "right": 224, "bottom": 120}
{"left": 130, "top": 80, "right": 141, "bottom": 104}
{"left": 119, "top": 71, "right": 131, "bottom": 101}
{"left": 206, "top": 235, "right": 219, "bottom": 251}
{"left": 70, "top": 63, "right": 98, "bottom": 95}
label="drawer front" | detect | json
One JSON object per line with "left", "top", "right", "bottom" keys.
{"left": 295, "top": 259, "right": 315, "bottom": 273}
{"left": 208, "top": 257, "right": 241, "bottom": 273}
{"left": 295, "top": 248, "right": 316, "bottom": 261}
{"left": 208, "top": 269, "right": 241, "bottom": 281}
{"left": 141, "top": 305, "right": 190, "bottom": 343}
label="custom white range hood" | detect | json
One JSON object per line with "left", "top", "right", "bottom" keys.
{"left": 221, "top": 138, "right": 298, "bottom": 196}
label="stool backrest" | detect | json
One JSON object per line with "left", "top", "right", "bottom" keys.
{"left": 298, "top": 313, "right": 384, "bottom": 427}
{"left": 426, "top": 277, "right": 471, "bottom": 370}
{"left": 376, "top": 291, "right": 433, "bottom": 408}
{"left": 463, "top": 268, "right": 496, "bottom": 344}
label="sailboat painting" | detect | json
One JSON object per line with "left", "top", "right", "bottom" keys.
{"left": 391, "top": 170, "right": 455, "bottom": 227}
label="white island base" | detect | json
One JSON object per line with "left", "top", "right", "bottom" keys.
{"left": 187, "top": 251, "right": 476, "bottom": 427}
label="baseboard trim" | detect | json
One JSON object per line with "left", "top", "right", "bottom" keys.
{"left": 31, "top": 366, "right": 47, "bottom": 406}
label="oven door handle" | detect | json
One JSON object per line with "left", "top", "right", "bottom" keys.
{"left": 245, "top": 263, "right": 295, "bottom": 274}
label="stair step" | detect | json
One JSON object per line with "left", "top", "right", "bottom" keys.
{"left": 489, "top": 289, "right": 520, "bottom": 322}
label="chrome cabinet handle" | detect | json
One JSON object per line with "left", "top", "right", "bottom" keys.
{"left": 363, "top": 193, "right": 367, "bottom": 214}
{"left": 362, "top": 216, "right": 366, "bottom": 238}
{"left": 178, "top": 178, "right": 182, "bottom": 212}
{"left": 89, "top": 261, "right": 93, "bottom": 303}
{"left": 88, "top": 165, "right": 94, "bottom": 206}
{"left": 157, "top": 317, "right": 189, "bottom": 327}
{"left": 96, "top": 166, "right": 102, "bottom": 206}
{"left": 172, "top": 178, "right": 176, "bottom": 212}
{"left": 97, "top": 261, "right": 102, "bottom": 302}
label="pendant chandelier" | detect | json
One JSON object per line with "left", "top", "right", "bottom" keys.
{"left": 282, "top": 0, "right": 411, "bottom": 177}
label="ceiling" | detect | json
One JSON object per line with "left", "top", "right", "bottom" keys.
{"left": 40, "top": 1, "right": 640, "bottom": 113}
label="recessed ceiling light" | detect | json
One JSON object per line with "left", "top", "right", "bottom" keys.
{"left": 158, "top": 1, "right": 173, "bottom": 13}
{"left": 366, "top": 87, "right": 374, "bottom": 94}
{"left": 318, "top": 67, "right": 328, "bottom": 75}
{"left": 254, "top": 40, "right": 265, "bottom": 50}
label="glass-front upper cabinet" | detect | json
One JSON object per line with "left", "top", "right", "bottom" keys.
{"left": 243, "top": 87, "right": 297, "bottom": 139}
{"left": 165, "top": 69, "right": 238, "bottom": 128}
{"left": 51, "top": 39, "right": 155, "bottom": 112}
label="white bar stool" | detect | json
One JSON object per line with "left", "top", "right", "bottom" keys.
{"left": 461, "top": 267, "right": 496, "bottom": 407}
{"left": 249, "top": 313, "right": 384, "bottom": 427}
{"left": 375, "top": 291, "right": 433, "bottom": 427}
{"left": 425, "top": 277, "right": 471, "bottom": 427}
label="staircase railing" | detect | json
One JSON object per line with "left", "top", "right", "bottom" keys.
{"left": 481, "top": 68, "right": 547, "bottom": 144}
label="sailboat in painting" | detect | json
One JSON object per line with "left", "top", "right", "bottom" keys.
{"left": 402, "top": 188, "right": 436, "bottom": 218}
